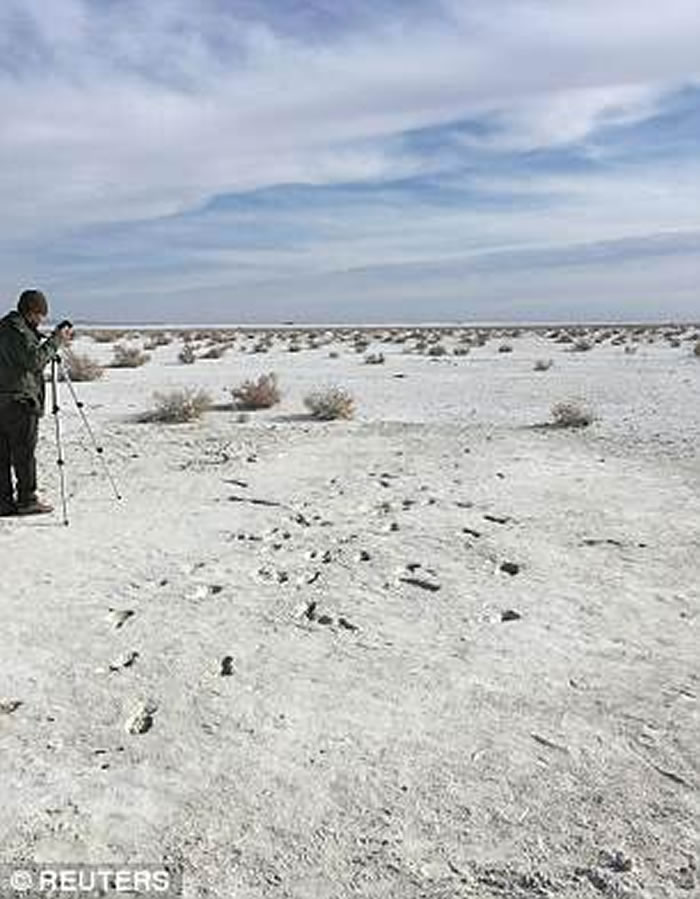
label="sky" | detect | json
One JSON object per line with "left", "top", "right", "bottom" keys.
{"left": 1, "top": 0, "right": 699, "bottom": 324}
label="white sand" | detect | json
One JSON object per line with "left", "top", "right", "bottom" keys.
{"left": 1, "top": 327, "right": 698, "bottom": 898}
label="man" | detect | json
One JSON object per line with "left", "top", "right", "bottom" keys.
{"left": 0, "top": 289, "right": 73, "bottom": 516}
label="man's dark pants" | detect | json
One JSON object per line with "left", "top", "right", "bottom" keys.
{"left": 0, "top": 400, "right": 38, "bottom": 509}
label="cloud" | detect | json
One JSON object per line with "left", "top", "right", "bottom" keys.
{"left": 1, "top": 0, "right": 699, "bottom": 319}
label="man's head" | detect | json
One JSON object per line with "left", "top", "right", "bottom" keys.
{"left": 17, "top": 289, "right": 48, "bottom": 328}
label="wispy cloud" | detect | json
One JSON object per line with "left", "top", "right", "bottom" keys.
{"left": 1, "top": 0, "right": 699, "bottom": 320}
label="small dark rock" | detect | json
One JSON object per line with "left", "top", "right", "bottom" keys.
{"left": 501, "top": 609, "right": 522, "bottom": 622}
{"left": 220, "top": 656, "right": 235, "bottom": 676}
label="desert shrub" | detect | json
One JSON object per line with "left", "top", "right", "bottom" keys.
{"left": 572, "top": 338, "right": 593, "bottom": 352}
{"left": 694, "top": 341, "right": 700, "bottom": 357}
{"left": 178, "top": 342, "right": 196, "bottom": 364}
{"left": 453, "top": 346, "right": 470, "bottom": 356}
{"left": 230, "top": 373, "right": 281, "bottom": 410}
{"left": 91, "top": 330, "right": 120, "bottom": 344}
{"left": 110, "top": 344, "right": 150, "bottom": 368}
{"left": 534, "top": 359, "right": 553, "bottom": 371}
{"left": 551, "top": 400, "right": 594, "bottom": 429}
{"left": 304, "top": 386, "right": 355, "bottom": 420}
{"left": 427, "top": 344, "right": 447, "bottom": 357}
{"left": 144, "top": 333, "right": 172, "bottom": 350}
{"left": 498, "top": 343, "right": 513, "bottom": 353}
{"left": 142, "top": 388, "right": 211, "bottom": 423}
{"left": 364, "top": 352, "right": 385, "bottom": 364}
{"left": 624, "top": 345, "right": 638, "bottom": 355}
{"left": 59, "top": 349, "right": 104, "bottom": 382}
{"left": 201, "top": 344, "right": 228, "bottom": 359}
{"left": 328, "top": 350, "right": 339, "bottom": 359}
{"left": 288, "top": 343, "right": 302, "bottom": 353}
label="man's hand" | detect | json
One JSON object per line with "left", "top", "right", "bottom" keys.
{"left": 53, "top": 320, "right": 74, "bottom": 346}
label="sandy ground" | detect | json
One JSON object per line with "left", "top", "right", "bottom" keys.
{"left": 1, "top": 327, "right": 698, "bottom": 898}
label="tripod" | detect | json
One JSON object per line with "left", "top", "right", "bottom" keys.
{"left": 49, "top": 354, "right": 122, "bottom": 526}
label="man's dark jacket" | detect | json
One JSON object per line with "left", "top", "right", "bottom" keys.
{"left": 0, "top": 311, "right": 60, "bottom": 416}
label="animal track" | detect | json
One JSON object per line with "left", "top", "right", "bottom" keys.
{"left": 397, "top": 564, "right": 441, "bottom": 592}
{"left": 483, "top": 513, "right": 512, "bottom": 525}
{"left": 107, "top": 609, "right": 135, "bottom": 629}
{"left": 256, "top": 566, "right": 289, "bottom": 584}
{"left": 126, "top": 699, "right": 157, "bottom": 735}
{"left": 108, "top": 651, "right": 139, "bottom": 672}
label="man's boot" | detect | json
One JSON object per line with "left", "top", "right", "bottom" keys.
{"left": 16, "top": 496, "right": 53, "bottom": 515}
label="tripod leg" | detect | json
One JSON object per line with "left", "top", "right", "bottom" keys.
{"left": 56, "top": 357, "right": 122, "bottom": 502}
{"left": 50, "top": 359, "right": 70, "bottom": 526}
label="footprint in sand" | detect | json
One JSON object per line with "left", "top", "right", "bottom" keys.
{"left": 107, "top": 609, "right": 135, "bottom": 629}
{"left": 397, "top": 564, "right": 441, "bottom": 592}
{"left": 256, "top": 566, "right": 289, "bottom": 584}
{"left": 185, "top": 584, "right": 223, "bottom": 601}
{"left": 108, "top": 651, "right": 139, "bottom": 672}
{"left": 125, "top": 699, "right": 158, "bottom": 735}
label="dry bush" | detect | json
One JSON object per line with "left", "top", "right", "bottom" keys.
{"left": 59, "top": 349, "right": 104, "bottom": 382}
{"left": 572, "top": 338, "right": 593, "bottom": 352}
{"left": 201, "top": 344, "right": 228, "bottom": 359}
{"left": 328, "top": 350, "right": 339, "bottom": 359}
{"left": 110, "top": 344, "right": 150, "bottom": 368}
{"left": 288, "top": 342, "right": 302, "bottom": 353}
{"left": 453, "top": 346, "right": 470, "bottom": 356}
{"left": 178, "top": 343, "right": 196, "bottom": 364}
{"left": 364, "top": 352, "right": 385, "bottom": 364}
{"left": 91, "top": 329, "right": 122, "bottom": 344}
{"left": 427, "top": 344, "right": 447, "bottom": 357}
{"left": 142, "top": 388, "right": 211, "bottom": 423}
{"left": 304, "top": 386, "right": 355, "bottom": 420}
{"left": 624, "top": 345, "right": 639, "bottom": 355}
{"left": 694, "top": 341, "right": 700, "bottom": 357}
{"left": 498, "top": 342, "right": 513, "bottom": 353}
{"left": 144, "top": 332, "right": 172, "bottom": 350}
{"left": 230, "top": 373, "right": 281, "bottom": 410}
{"left": 551, "top": 400, "right": 594, "bottom": 429}
{"left": 534, "top": 358, "right": 553, "bottom": 371}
